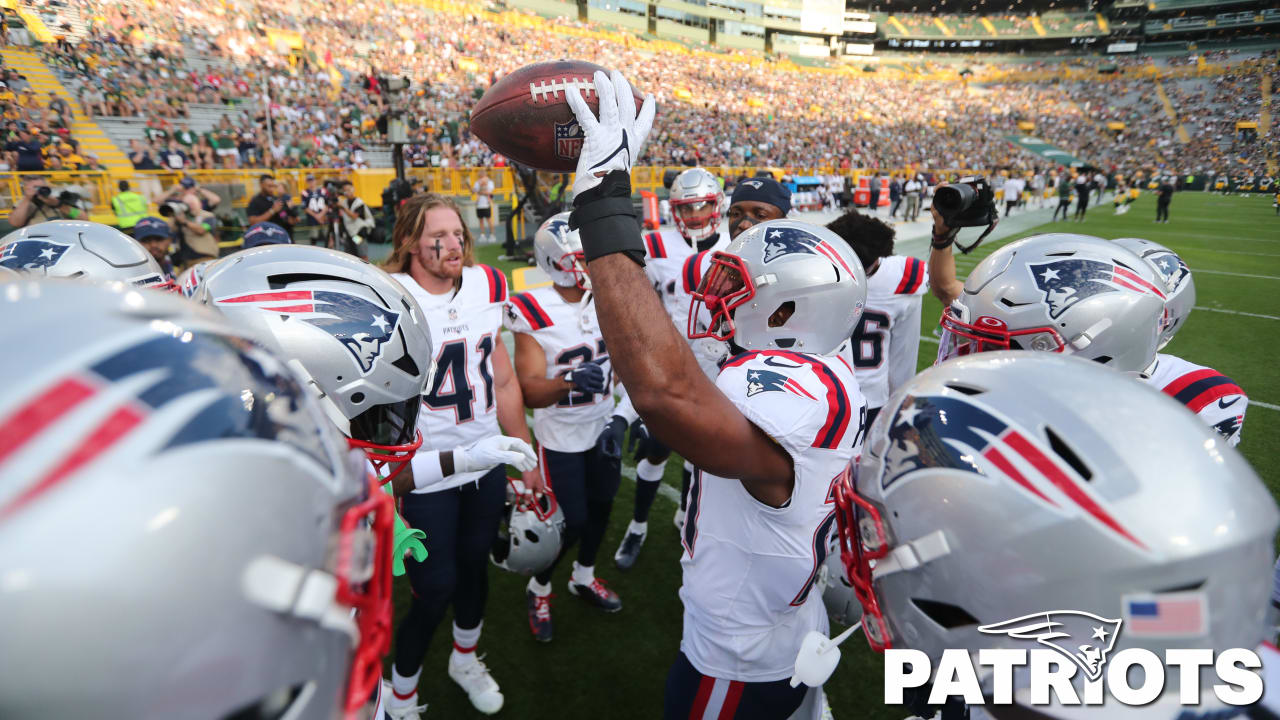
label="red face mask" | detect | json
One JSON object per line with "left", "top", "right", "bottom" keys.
{"left": 688, "top": 252, "right": 754, "bottom": 343}
{"left": 936, "top": 303, "right": 1067, "bottom": 363}
{"left": 334, "top": 473, "right": 396, "bottom": 716}
{"left": 831, "top": 462, "right": 895, "bottom": 652}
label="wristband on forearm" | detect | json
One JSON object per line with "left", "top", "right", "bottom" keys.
{"left": 569, "top": 170, "right": 646, "bottom": 265}
{"left": 931, "top": 227, "right": 958, "bottom": 250}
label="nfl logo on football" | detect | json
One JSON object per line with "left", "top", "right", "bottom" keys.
{"left": 884, "top": 606, "right": 1265, "bottom": 708}
{"left": 555, "top": 120, "right": 584, "bottom": 160}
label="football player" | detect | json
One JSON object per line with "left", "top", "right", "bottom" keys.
{"left": 824, "top": 352, "right": 1277, "bottom": 719}
{"left": 507, "top": 212, "right": 630, "bottom": 641}
{"left": 825, "top": 209, "right": 928, "bottom": 428}
{"left": 1113, "top": 237, "right": 1247, "bottom": 446}
{"left": 0, "top": 280, "right": 397, "bottom": 719}
{"left": 566, "top": 70, "right": 868, "bottom": 719}
{"left": 382, "top": 194, "right": 542, "bottom": 717}
{"left": 0, "top": 219, "right": 175, "bottom": 290}
{"left": 928, "top": 219, "right": 1248, "bottom": 445}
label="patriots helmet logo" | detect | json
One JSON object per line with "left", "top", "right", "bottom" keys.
{"left": 979, "top": 611, "right": 1122, "bottom": 682}
{"left": 762, "top": 226, "right": 824, "bottom": 263}
{"left": 0, "top": 239, "right": 71, "bottom": 272}
{"left": 745, "top": 368, "right": 815, "bottom": 400}
{"left": 1028, "top": 259, "right": 1166, "bottom": 319}
{"left": 217, "top": 290, "right": 400, "bottom": 374}
{"left": 1149, "top": 252, "right": 1191, "bottom": 292}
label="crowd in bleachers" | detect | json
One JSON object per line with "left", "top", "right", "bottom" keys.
{"left": 4, "top": 0, "right": 1274, "bottom": 181}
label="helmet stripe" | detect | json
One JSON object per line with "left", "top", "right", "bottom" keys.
{"left": 0, "top": 377, "right": 96, "bottom": 468}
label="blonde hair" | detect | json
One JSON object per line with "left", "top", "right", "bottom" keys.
{"left": 381, "top": 193, "right": 476, "bottom": 275}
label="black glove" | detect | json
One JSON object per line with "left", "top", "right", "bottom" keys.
{"left": 627, "top": 417, "right": 652, "bottom": 460}
{"left": 565, "top": 360, "right": 607, "bottom": 395}
{"left": 597, "top": 415, "right": 628, "bottom": 461}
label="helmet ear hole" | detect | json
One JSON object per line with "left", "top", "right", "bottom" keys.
{"left": 523, "top": 529, "right": 540, "bottom": 543}
{"left": 768, "top": 301, "right": 796, "bottom": 328}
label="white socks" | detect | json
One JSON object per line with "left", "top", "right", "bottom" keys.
{"left": 628, "top": 519, "right": 648, "bottom": 535}
{"left": 527, "top": 576, "right": 552, "bottom": 597}
{"left": 450, "top": 621, "right": 482, "bottom": 666}
{"left": 389, "top": 667, "right": 422, "bottom": 709}
{"left": 572, "top": 561, "right": 595, "bottom": 587}
{"left": 636, "top": 458, "right": 666, "bottom": 482}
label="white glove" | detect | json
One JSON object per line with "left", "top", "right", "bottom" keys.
{"left": 565, "top": 69, "right": 656, "bottom": 197}
{"left": 454, "top": 435, "right": 538, "bottom": 474}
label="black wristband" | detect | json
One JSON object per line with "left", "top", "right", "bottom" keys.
{"left": 930, "top": 231, "right": 954, "bottom": 250}
{"left": 570, "top": 170, "right": 645, "bottom": 265}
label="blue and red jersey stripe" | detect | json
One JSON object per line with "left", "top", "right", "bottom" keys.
{"left": 510, "top": 292, "right": 554, "bottom": 330}
{"left": 644, "top": 232, "right": 667, "bottom": 259}
{"left": 722, "top": 350, "right": 851, "bottom": 449}
{"left": 479, "top": 264, "right": 508, "bottom": 304}
{"left": 895, "top": 257, "right": 926, "bottom": 295}
{"left": 683, "top": 251, "right": 708, "bottom": 294}
{"left": 1162, "top": 369, "right": 1244, "bottom": 413}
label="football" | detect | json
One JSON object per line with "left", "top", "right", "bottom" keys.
{"left": 470, "top": 60, "right": 647, "bottom": 172}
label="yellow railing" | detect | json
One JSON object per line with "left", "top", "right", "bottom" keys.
{"left": 0, "top": 166, "right": 985, "bottom": 225}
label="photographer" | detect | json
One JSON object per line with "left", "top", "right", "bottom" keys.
{"left": 8, "top": 177, "right": 80, "bottom": 229}
{"left": 162, "top": 176, "right": 221, "bottom": 214}
{"left": 159, "top": 197, "right": 219, "bottom": 263}
{"left": 246, "top": 175, "right": 296, "bottom": 239}
{"left": 336, "top": 180, "right": 375, "bottom": 253}
{"left": 927, "top": 178, "right": 1000, "bottom": 306}
{"left": 300, "top": 174, "right": 329, "bottom": 232}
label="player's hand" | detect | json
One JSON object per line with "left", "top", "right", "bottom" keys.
{"left": 627, "top": 417, "right": 652, "bottom": 460}
{"left": 520, "top": 467, "right": 546, "bottom": 501}
{"left": 597, "top": 415, "right": 628, "bottom": 461}
{"left": 454, "top": 435, "right": 538, "bottom": 474}
{"left": 565, "top": 360, "right": 607, "bottom": 395}
{"left": 565, "top": 69, "right": 656, "bottom": 197}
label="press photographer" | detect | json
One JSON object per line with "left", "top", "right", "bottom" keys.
{"left": 158, "top": 197, "right": 219, "bottom": 265}
{"left": 926, "top": 175, "right": 1000, "bottom": 306}
{"left": 335, "top": 180, "right": 376, "bottom": 254}
{"left": 7, "top": 177, "right": 82, "bottom": 229}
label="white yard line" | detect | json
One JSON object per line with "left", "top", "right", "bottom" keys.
{"left": 1194, "top": 306, "right": 1280, "bottom": 320}
{"left": 620, "top": 465, "right": 682, "bottom": 504}
{"left": 1193, "top": 269, "right": 1280, "bottom": 281}
{"left": 1254, "top": 400, "right": 1280, "bottom": 412}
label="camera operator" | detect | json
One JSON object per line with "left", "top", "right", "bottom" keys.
{"left": 8, "top": 177, "right": 81, "bottom": 229}
{"left": 926, "top": 177, "right": 1000, "bottom": 306}
{"left": 335, "top": 180, "right": 375, "bottom": 254}
{"left": 159, "top": 197, "right": 219, "bottom": 264}
{"left": 246, "top": 175, "right": 297, "bottom": 239}
{"left": 162, "top": 176, "right": 221, "bottom": 214}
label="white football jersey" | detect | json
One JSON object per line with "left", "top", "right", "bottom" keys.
{"left": 844, "top": 255, "right": 928, "bottom": 409}
{"left": 503, "top": 286, "right": 615, "bottom": 453}
{"left": 392, "top": 265, "right": 509, "bottom": 492}
{"left": 642, "top": 228, "right": 695, "bottom": 327}
{"left": 678, "top": 236, "right": 733, "bottom": 379}
{"left": 1141, "top": 352, "right": 1247, "bottom": 446}
{"left": 679, "top": 350, "right": 866, "bottom": 682}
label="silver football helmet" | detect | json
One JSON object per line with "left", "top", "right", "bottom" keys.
{"left": 833, "top": 353, "right": 1277, "bottom": 698}
{"left": 1113, "top": 237, "right": 1195, "bottom": 350}
{"left": 491, "top": 480, "right": 566, "bottom": 576}
{"left": 689, "top": 219, "right": 866, "bottom": 356}
{"left": 176, "top": 257, "right": 216, "bottom": 298}
{"left": 817, "top": 549, "right": 861, "bottom": 627}
{"left": 533, "top": 211, "right": 588, "bottom": 290}
{"left": 196, "top": 245, "right": 434, "bottom": 484}
{"left": 0, "top": 279, "right": 395, "bottom": 719}
{"left": 669, "top": 167, "right": 726, "bottom": 245}
{"left": 939, "top": 233, "right": 1166, "bottom": 373}
{"left": 0, "top": 220, "right": 173, "bottom": 290}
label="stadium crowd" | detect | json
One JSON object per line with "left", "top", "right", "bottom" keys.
{"left": 6, "top": 0, "right": 1276, "bottom": 180}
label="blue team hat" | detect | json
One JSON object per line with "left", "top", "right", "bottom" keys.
{"left": 730, "top": 177, "right": 792, "bottom": 215}
{"left": 132, "top": 216, "right": 171, "bottom": 240}
{"left": 180, "top": 176, "right": 196, "bottom": 188}
{"left": 242, "top": 222, "right": 292, "bottom": 249}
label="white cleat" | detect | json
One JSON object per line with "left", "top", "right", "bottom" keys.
{"left": 386, "top": 702, "right": 429, "bottom": 720}
{"left": 448, "top": 655, "right": 504, "bottom": 715}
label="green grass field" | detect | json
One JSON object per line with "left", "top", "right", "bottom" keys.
{"left": 386, "top": 192, "right": 1279, "bottom": 718}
